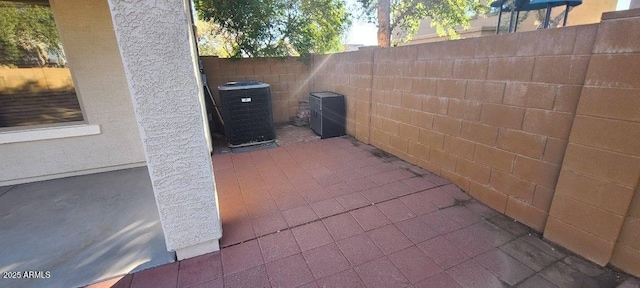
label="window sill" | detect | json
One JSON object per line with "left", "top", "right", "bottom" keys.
{"left": 0, "top": 124, "right": 101, "bottom": 144}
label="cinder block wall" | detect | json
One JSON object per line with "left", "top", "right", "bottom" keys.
{"left": 312, "top": 50, "right": 374, "bottom": 143}
{"left": 312, "top": 10, "right": 639, "bottom": 276}
{"left": 314, "top": 26, "right": 595, "bottom": 233}
{"left": 545, "top": 10, "right": 640, "bottom": 273}
{"left": 201, "top": 57, "right": 310, "bottom": 123}
{"left": 202, "top": 9, "right": 640, "bottom": 276}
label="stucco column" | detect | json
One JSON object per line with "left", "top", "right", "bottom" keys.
{"left": 106, "top": 0, "right": 221, "bottom": 260}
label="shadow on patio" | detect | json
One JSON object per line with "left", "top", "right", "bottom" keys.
{"left": 0, "top": 167, "right": 174, "bottom": 288}
{"left": 91, "top": 135, "right": 634, "bottom": 288}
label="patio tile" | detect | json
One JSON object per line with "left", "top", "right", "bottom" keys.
{"left": 563, "top": 255, "right": 607, "bottom": 277}
{"left": 336, "top": 233, "right": 383, "bottom": 266}
{"left": 368, "top": 170, "right": 406, "bottom": 186}
{"left": 440, "top": 206, "right": 483, "bottom": 227}
{"left": 291, "top": 178, "right": 321, "bottom": 192}
{"left": 307, "top": 166, "right": 333, "bottom": 178}
{"left": 220, "top": 219, "right": 255, "bottom": 247}
{"left": 282, "top": 205, "right": 318, "bottom": 227}
{"left": 299, "top": 187, "right": 333, "bottom": 204}
{"left": 130, "top": 262, "right": 179, "bottom": 288}
{"left": 273, "top": 193, "right": 307, "bottom": 211}
{"left": 302, "top": 243, "right": 351, "bottom": 279}
{"left": 350, "top": 205, "right": 391, "bottom": 231}
{"left": 322, "top": 213, "right": 364, "bottom": 241}
{"left": 245, "top": 198, "right": 279, "bottom": 218}
{"left": 316, "top": 173, "right": 343, "bottom": 186}
{"left": 418, "top": 236, "right": 471, "bottom": 269}
{"left": 265, "top": 254, "right": 314, "bottom": 288}
{"left": 515, "top": 275, "right": 556, "bottom": 288}
{"left": 335, "top": 192, "right": 371, "bottom": 210}
{"left": 316, "top": 269, "right": 365, "bottom": 288}
{"left": 402, "top": 177, "right": 438, "bottom": 191}
{"left": 258, "top": 230, "right": 301, "bottom": 263}
{"left": 382, "top": 181, "right": 418, "bottom": 197}
{"left": 376, "top": 199, "right": 415, "bottom": 223}
{"left": 464, "top": 200, "right": 500, "bottom": 218}
{"left": 310, "top": 198, "right": 346, "bottom": 218}
{"left": 440, "top": 184, "right": 473, "bottom": 201}
{"left": 325, "top": 182, "right": 356, "bottom": 197}
{"left": 251, "top": 212, "right": 288, "bottom": 237}
{"left": 414, "top": 272, "right": 461, "bottom": 288}
{"left": 221, "top": 240, "right": 264, "bottom": 276}
{"left": 346, "top": 177, "right": 379, "bottom": 192}
{"left": 395, "top": 217, "right": 439, "bottom": 244}
{"left": 299, "top": 281, "right": 320, "bottom": 288}
{"left": 291, "top": 221, "right": 334, "bottom": 251}
{"left": 262, "top": 172, "right": 293, "bottom": 192}
{"left": 487, "top": 214, "right": 530, "bottom": 237}
{"left": 498, "top": 237, "right": 557, "bottom": 272}
{"left": 367, "top": 224, "right": 413, "bottom": 255}
{"left": 354, "top": 257, "right": 410, "bottom": 288}
{"left": 336, "top": 168, "right": 365, "bottom": 182}
{"left": 465, "top": 220, "right": 515, "bottom": 246}
{"left": 360, "top": 186, "right": 394, "bottom": 203}
{"left": 242, "top": 187, "right": 272, "bottom": 201}
{"left": 474, "top": 249, "right": 535, "bottom": 286}
{"left": 520, "top": 234, "right": 566, "bottom": 259}
{"left": 399, "top": 193, "right": 439, "bottom": 216}
{"left": 357, "top": 164, "right": 384, "bottom": 177}
{"left": 419, "top": 211, "right": 464, "bottom": 235}
{"left": 388, "top": 246, "right": 442, "bottom": 283}
{"left": 421, "top": 188, "right": 457, "bottom": 208}
{"left": 446, "top": 260, "right": 508, "bottom": 288}
{"left": 538, "top": 261, "right": 600, "bottom": 288}
{"left": 177, "top": 252, "right": 222, "bottom": 288}
{"left": 187, "top": 278, "right": 223, "bottom": 288}
{"left": 445, "top": 227, "right": 496, "bottom": 257}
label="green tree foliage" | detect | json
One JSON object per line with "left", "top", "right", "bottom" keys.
{"left": 357, "top": 0, "right": 487, "bottom": 47}
{"left": 194, "top": 0, "right": 351, "bottom": 58}
{"left": 0, "top": 2, "right": 62, "bottom": 66}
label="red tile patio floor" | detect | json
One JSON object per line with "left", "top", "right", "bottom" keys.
{"left": 90, "top": 136, "right": 634, "bottom": 288}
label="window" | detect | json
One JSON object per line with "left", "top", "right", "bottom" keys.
{"left": 0, "top": 1, "right": 83, "bottom": 130}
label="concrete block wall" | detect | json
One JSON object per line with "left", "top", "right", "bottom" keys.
{"left": 201, "top": 57, "right": 311, "bottom": 123}
{"left": 201, "top": 9, "right": 640, "bottom": 276}
{"left": 545, "top": 9, "right": 640, "bottom": 273}
{"left": 312, "top": 50, "right": 374, "bottom": 143}
{"left": 318, "top": 26, "right": 594, "bottom": 233}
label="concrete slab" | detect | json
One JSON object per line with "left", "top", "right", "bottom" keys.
{"left": 0, "top": 167, "right": 174, "bottom": 288}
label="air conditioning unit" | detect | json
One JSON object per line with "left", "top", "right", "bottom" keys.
{"left": 218, "top": 81, "right": 275, "bottom": 148}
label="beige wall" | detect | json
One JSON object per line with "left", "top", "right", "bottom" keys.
{"left": 408, "top": 0, "right": 618, "bottom": 44}
{"left": 546, "top": 8, "right": 640, "bottom": 271}
{"left": 201, "top": 57, "right": 311, "bottom": 124}
{"left": 0, "top": 0, "right": 145, "bottom": 185}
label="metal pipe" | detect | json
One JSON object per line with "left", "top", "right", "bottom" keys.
{"left": 496, "top": 5, "right": 503, "bottom": 34}
{"left": 514, "top": 10, "right": 520, "bottom": 32}
{"left": 563, "top": 3, "right": 570, "bottom": 26}
{"left": 544, "top": 2, "right": 552, "bottom": 28}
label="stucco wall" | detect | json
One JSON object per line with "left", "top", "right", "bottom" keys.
{"left": 107, "top": 0, "right": 221, "bottom": 255}
{"left": 0, "top": 0, "right": 145, "bottom": 186}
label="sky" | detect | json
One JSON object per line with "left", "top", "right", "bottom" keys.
{"left": 343, "top": 0, "right": 378, "bottom": 46}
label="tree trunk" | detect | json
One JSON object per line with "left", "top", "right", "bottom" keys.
{"left": 377, "top": 0, "right": 391, "bottom": 47}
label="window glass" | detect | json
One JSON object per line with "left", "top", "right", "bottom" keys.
{"left": 0, "top": 1, "right": 83, "bottom": 129}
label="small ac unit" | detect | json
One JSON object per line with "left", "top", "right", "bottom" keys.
{"left": 218, "top": 81, "right": 275, "bottom": 147}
